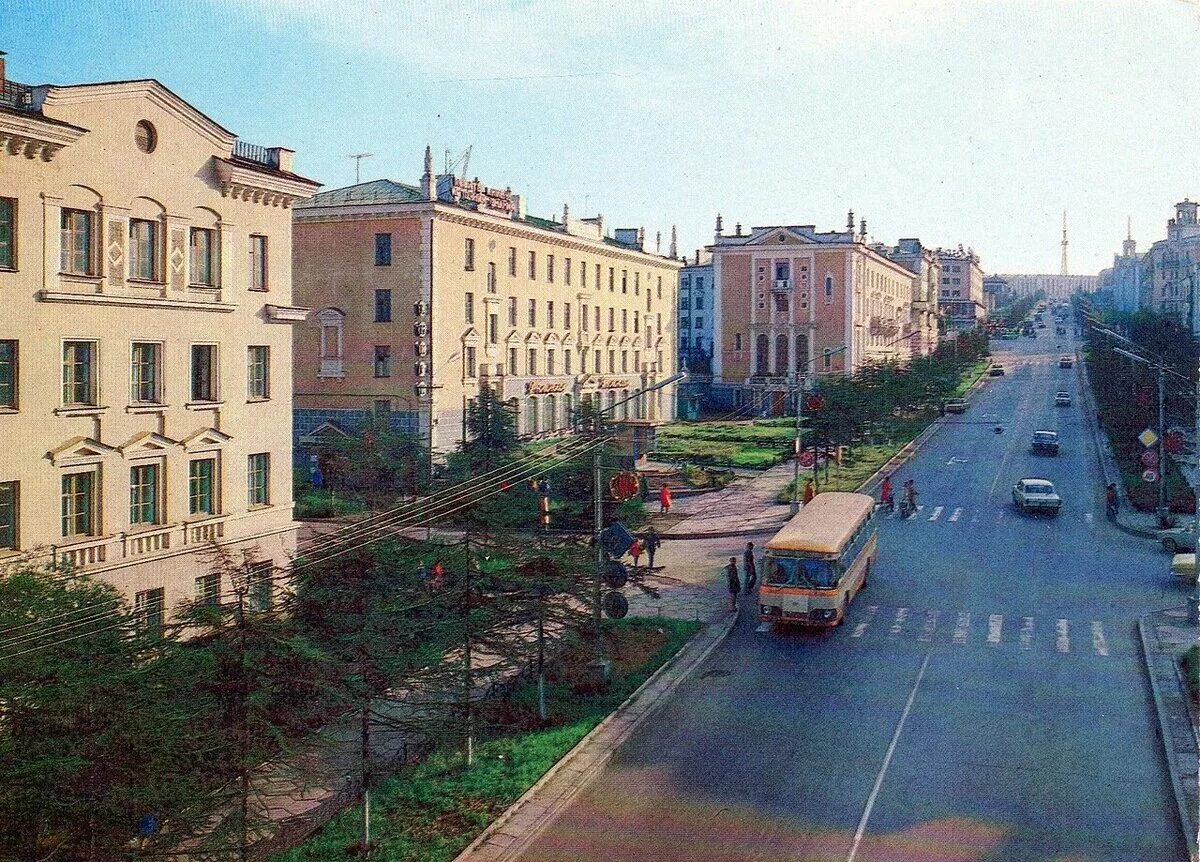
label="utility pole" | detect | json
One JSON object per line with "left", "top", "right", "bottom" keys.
{"left": 791, "top": 370, "right": 804, "bottom": 516}
{"left": 593, "top": 445, "right": 603, "bottom": 656}
{"left": 1193, "top": 367, "right": 1200, "bottom": 625}
{"left": 1158, "top": 363, "right": 1167, "bottom": 526}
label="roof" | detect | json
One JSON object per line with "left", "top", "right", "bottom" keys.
{"left": 765, "top": 492, "right": 876, "bottom": 556}
{"left": 296, "top": 179, "right": 424, "bottom": 208}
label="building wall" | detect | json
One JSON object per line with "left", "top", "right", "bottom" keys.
{"left": 0, "top": 79, "right": 313, "bottom": 618}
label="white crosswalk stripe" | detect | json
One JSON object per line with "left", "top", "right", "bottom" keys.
{"left": 928, "top": 506, "right": 943, "bottom": 522}
{"left": 1020, "top": 616, "right": 1034, "bottom": 650}
{"left": 949, "top": 507, "right": 962, "bottom": 522}
{"left": 953, "top": 611, "right": 971, "bottom": 645}
{"left": 852, "top": 604, "right": 878, "bottom": 638}
{"left": 888, "top": 607, "right": 909, "bottom": 639}
{"left": 1091, "top": 621, "right": 1109, "bottom": 656}
{"left": 918, "top": 609, "right": 939, "bottom": 642}
{"left": 1084, "top": 512, "right": 1094, "bottom": 525}
{"left": 1056, "top": 619, "right": 1070, "bottom": 653}
{"left": 987, "top": 614, "right": 1003, "bottom": 645}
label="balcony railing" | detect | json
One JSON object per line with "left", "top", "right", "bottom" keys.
{"left": 231, "top": 139, "right": 278, "bottom": 168}
{"left": 772, "top": 279, "right": 793, "bottom": 291}
{"left": 0, "top": 79, "right": 34, "bottom": 111}
{"left": 122, "top": 526, "right": 173, "bottom": 558}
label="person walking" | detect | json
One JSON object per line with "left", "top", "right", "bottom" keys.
{"left": 880, "top": 475, "right": 894, "bottom": 512}
{"left": 629, "top": 538, "right": 643, "bottom": 569}
{"left": 743, "top": 541, "right": 757, "bottom": 594}
{"left": 1105, "top": 483, "right": 1119, "bottom": 519}
{"left": 802, "top": 478, "right": 815, "bottom": 505}
{"left": 725, "top": 556, "right": 741, "bottom": 612}
{"left": 659, "top": 484, "right": 673, "bottom": 514}
{"left": 644, "top": 527, "right": 662, "bottom": 569}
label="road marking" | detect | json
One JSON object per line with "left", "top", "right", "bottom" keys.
{"left": 971, "top": 513, "right": 980, "bottom": 523}
{"left": 928, "top": 506, "right": 943, "bottom": 522}
{"left": 906, "top": 505, "right": 924, "bottom": 521}
{"left": 949, "top": 507, "right": 962, "bottom": 522}
{"left": 845, "top": 653, "right": 932, "bottom": 862}
{"left": 917, "top": 609, "right": 939, "bottom": 642}
{"left": 1091, "top": 621, "right": 1109, "bottom": 656}
{"left": 1084, "top": 512, "right": 1094, "bottom": 525}
{"left": 987, "top": 614, "right": 1003, "bottom": 645}
{"left": 754, "top": 623, "right": 770, "bottom": 634}
{"left": 953, "top": 611, "right": 971, "bottom": 645}
{"left": 852, "top": 605, "right": 878, "bottom": 638}
{"left": 888, "top": 607, "right": 909, "bottom": 639}
{"left": 1020, "top": 616, "right": 1033, "bottom": 649}
{"left": 1056, "top": 618, "right": 1070, "bottom": 653}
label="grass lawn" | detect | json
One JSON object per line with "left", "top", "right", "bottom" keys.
{"left": 954, "top": 360, "right": 991, "bottom": 396}
{"left": 294, "top": 488, "right": 368, "bottom": 519}
{"left": 653, "top": 420, "right": 793, "bottom": 469}
{"left": 272, "top": 617, "right": 701, "bottom": 862}
{"left": 775, "top": 440, "right": 920, "bottom": 502}
{"left": 1183, "top": 644, "right": 1199, "bottom": 706}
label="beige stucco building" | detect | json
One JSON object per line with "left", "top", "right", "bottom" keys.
{"left": 880, "top": 238, "right": 941, "bottom": 358}
{"left": 0, "top": 55, "right": 318, "bottom": 625}
{"left": 292, "top": 148, "right": 680, "bottom": 464}
{"left": 935, "top": 247, "right": 986, "bottom": 332}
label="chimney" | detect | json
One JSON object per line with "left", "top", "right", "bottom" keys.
{"left": 860, "top": 218, "right": 866, "bottom": 238}
{"left": 562, "top": 202, "right": 570, "bottom": 226}
{"left": 267, "top": 147, "right": 294, "bottom": 173}
{"left": 669, "top": 225, "right": 678, "bottom": 259}
{"left": 0, "top": 51, "right": 6, "bottom": 89}
{"left": 715, "top": 213, "right": 724, "bottom": 237}
{"left": 847, "top": 209, "right": 855, "bottom": 233}
{"left": 421, "top": 145, "right": 435, "bottom": 200}
{"left": 598, "top": 214, "right": 606, "bottom": 236}
{"left": 637, "top": 226, "right": 645, "bottom": 249}
{"left": 735, "top": 222, "right": 742, "bottom": 236}
{"left": 655, "top": 230, "right": 661, "bottom": 253}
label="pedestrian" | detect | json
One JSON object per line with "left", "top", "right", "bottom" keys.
{"left": 644, "top": 527, "right": 661, "bottom": 569}
{"left": 1105, "top": 483, "right": 1119, "bottom": 519}
{"left": 743, "top": 541, "right": 757, "bottom": 594}
{"left": 725, "top": 556, "right": 741, "bottom": 612}
{"left": 880, "top": 475, "right": 894, "bottom": 512}
{"left": 802, "top": 478, "right": 815, "bottom": 505}
{"left": 629, "top": 538, "right": 643, "bottom": 568}
{"left": 659, "top": 484, "right": 672, "bottom": 514}
{"left": 431, "top": 559, "right": 445, "bottom": 590}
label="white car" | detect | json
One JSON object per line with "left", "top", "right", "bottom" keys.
{"left": 1159, "top": 523, "right": 1196, "bottom": 554}
{"left": 1012, "top": 478, "right": 1062, "bottom": 515}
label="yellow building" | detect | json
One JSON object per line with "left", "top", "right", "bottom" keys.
{"left": 0, "top": 54, "right": 318, "bottom": 624}
{"left": 292, "top": 148, "right": 680, "bottom": 463}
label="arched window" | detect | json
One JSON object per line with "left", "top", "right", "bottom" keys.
{"left": 544, "top": 394, "right": 557, "bottom": 432}
{"left": 824, "top": 274, "right": 834, "bottom": 302}
{"left": 525, "top": 396, "right": 539, "bottom": 435}
{"left": 795, "top": 334, "right": 809, "bottom": 371}
{"left": 755, "top": 333, "right": 769, "bottom": 374}
{"left": 774, "top": 334, "right": 788, "bottom": 373}
{"left": 316, "top": 308, "right": 345, "bottom": 378}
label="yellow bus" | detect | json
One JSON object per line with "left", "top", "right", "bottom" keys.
{"left": 758, "top": 491, "right": 878, "bottom": 628}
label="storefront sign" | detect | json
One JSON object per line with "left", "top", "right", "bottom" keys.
{"left": 526, "top": 380, "right": 568, "bottom": 395}
{"left": 599, "top": 377, "right": 631, "bottom": 389}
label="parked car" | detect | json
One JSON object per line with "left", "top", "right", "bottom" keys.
{"left": 1054, "top": 391, "right": 1071, "bottom": 406}
{"left": 1159, "top": 523, "right": 1197, "bottom": 553}
{"left": 1012, "top": 478, "right": 1063, "bottom": 515}
{"left": 989, "top": 365, "right": 1005, "bottom": 377}
{"left": 1059, "top": 355, "right": 1073, "bottom": 368}
{"left": 945, "top": 398, "right": 968, "bottom": 414}
{"left": 1171, "top": 553, "right": 1199, "bottom": 585}
{"left": 1031, "top": 430, "right": 1060, "bottom": 455}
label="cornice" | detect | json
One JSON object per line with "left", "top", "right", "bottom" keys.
{"left": 0, "top": 111, "right": 87, "bottom": 161}
{"left": 213, "top": 157, "right": 319, "bottom": 208}
{"left": 39, "top": 290, "right": 236, "bottom": 313}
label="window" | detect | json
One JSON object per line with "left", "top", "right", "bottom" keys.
{"left": 774, "top": 294, "right": 789, "bottom": 313}
{"left": 508, "top": 246, "right": 517, "bottom": 276}
{"left": 608, "top": 268, "right": 615, "bottom": 291}
{"left": 775, "top": 261, "right": 790, "bottom": 282}
{"left": 374, "top": 399, "right": 391, "bottom": 414}
{"left": 734, "top": 333, "right": 743, "bottom": 351}
{"left": 62, "top": 341, "right": 97, "bottom": 407}
{"left": 508, "top": 296, "right": 518, "bottom": 326}
{"left": 373, "top": 345, "right": 392, "bottom": 378}
{"left": 464, "top": 237, "right": 475, "bottom": 271}
{"left": 130, "top": 342, "right": 162, "bottom": 403}
{"left": 61, "top": 209, "right": 94, "bottom": 275}
{"left": 528, "top": 298, "right": 537, "bottom": 326}
{"left": 565, "top": 349, "right": 573, "bottom": 374}
{"left": 465, "top": 346, "right": 477, "bottom": 378}
{"left": 634, "top": 352, "right": 641, "bottom": 371}
{"left": 565, "top": 258, "right": 572, "bottom": 285}
{"left": 250, "top": 235, "right": 268, "bottom": 291}
{"left": 465, "top": 292, "right": 475, "bottom": 324}
{"left": 634, "top": 315, "right": 640, "bottom": 333}
{"left": 375, "top": 233, "right": 392, "bottom": 266}
{"left": 509, "top": 347, "right": 518, "bottom": 375}
{"left": 608, "top": 308, "right": 615, "bottom": 331}
{"left": 595, "top": 263, "right": 601, "bottom": 290}
{"left": 135, "top": 588, "right": 164, "bottom": 638}
{"left": 189, "top": 228, "right": 216, "bottom": 286}
{"left": 249, "top": 563, "right": 273, "bottom": 612}
{"left": 635, "top": 272, "right": 640, "bottom": 294}
{"left": 657, "top": 276, "right": 662, "bottom": 299}
{"left": 564, "top": 303, "right": 572, "bottom": 329}
{"left": 374, "top": 288, "right": 392, "bottom": 322}
{"left": 61, "top": 471, "right": 96, "bottom": 538}
{"left": 528, "top": 251, "right": 536, "bottom": 279}
{"left": 129, "top": 463, "right": 161, "bottom": 526}
{"left": 594, "top": 351, "right": 601, "bottom": 373}
{"left": 0, "top": 198, "right": 14, "bottom": 269}
{"left": 195, "top": 573, "right": 221, "bottom": 605}
{"left": 547, "top": 348, "right": 556, "bottom": 375}
{"left": 621, "top": 350, "right": 628, "bottom": 372}
{"left": 487, "top": 262, "right": 497, "bottom": 293}
{"left": 595, "top": 306, "right": 601, "bottom": 330}
{"left": 621, "top": 309, "right": 628, "bottom": 332}
{"left": 695, "top": 316, "right": 704, "bottom": 330}
{"left": 825, "top": 275, "right": 834, "bottom": 301}
{"left": 488, "top": 313, "right": 498, "bottom": 344}
{"left": 0, "top": 340, "right": 17, "bottom": 409}
{"left": 608, "top": 350, "right": 616, "bottom": 373}
{"left": 190, "top": 344, "right": 217, "bottom": 402}
{"left": 582, "top": 304, "right": 589, "bottom": 331}
{"left": 696, "top": 294, "right": 704, "bottom": 310}
{"left": 135, "top": 120, "right": 157, "bottom": 153}
{"left": 823, "top": 348, "right": 832, "bottom": 370}
{"left": 547, "top": 301, "right": 555, "bottom": 328}
{"left": 0, "top": 481, "right": 17, "bottom": 550}
{"left": 621, "top": 270, "right": 628, "bottom": 293}
{"left": 247, "top": 453, "right": 270, "bottom": 507}
{"left": 189, "top": 458, "right": 216, "bottom": 516}
{"left": 547, "top": 254, "right": 555, "bottom": 283}
{"left": 528, "top": 348, "right": 537, "bottom": 375}
{"left": 128, "top": 219, "right": 158, "bottom": 281}
{"left": 581, "top": 260, "right": 587, "bottom": 287}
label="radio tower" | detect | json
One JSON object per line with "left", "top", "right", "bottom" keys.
{"left": 1060, "top": 210, "right": 1069, "bottom": 276}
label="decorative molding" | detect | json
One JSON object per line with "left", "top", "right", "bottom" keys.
{"left": 181, "top": 426, "right": 232, "bottom": 452}
{"left": 48, "top": 435, "right": 117, "bottom": 467}
{"left": 0, "top": 112, "right": 86, "bottom": 161}
{"left": 38, "top": 289, "right": 235, "bottom": 313}
{"left": 119, "top": 430, "right": 179, "bottom": 458}
{"left": 213, "top": 157, "right": 319, "bottom": 207}
{"left": 264, "top": 303, "right": 310, "bottom": 323}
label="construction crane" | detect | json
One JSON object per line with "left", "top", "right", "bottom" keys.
{"left": 443, "top": 145, "right": 473, "bottom": 179}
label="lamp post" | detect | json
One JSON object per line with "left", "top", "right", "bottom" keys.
{"left": 790, "top": 345, "right": 846, "bottom": 516}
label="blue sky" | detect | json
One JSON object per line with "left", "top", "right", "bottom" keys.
{"left": 4, "top": 0, "right": 1198, "bottom": 273}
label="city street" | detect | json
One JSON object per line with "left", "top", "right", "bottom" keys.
{"left": 515, "top": 327, "right": 1192, "bottom": 862}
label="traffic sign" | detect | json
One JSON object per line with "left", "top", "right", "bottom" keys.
{"left": 1141, "top": 449, "right": 1159, "bottom": 468}
{"left": 1138, "top": 428, "right": 1159, "bottom": 448}
{"left": 1142, "top": 469, "right": 1159, "bottom": 484}
{"left": 603, "top": 590, "right": 629, "bottom": 619}
{"left": 798, "top": 451, "right": 816, "bottom": 468}
{"left": 805, "top": 394, "right": 825, "bottom": 412}
{"left": 1165, "top": 432, "right": 1184, "bottom": 455}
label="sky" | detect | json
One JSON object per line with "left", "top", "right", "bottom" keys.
{"left": 4, "top": 0, "right": 1199, "bottom": 274}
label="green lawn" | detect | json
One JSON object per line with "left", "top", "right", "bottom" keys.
{"left": 653, "top": 420, "right": 794, "bottom": 469}
{"left": 272, "top": 617, "right": 701, "bottom": 862}
{"left": 775, "top": 440, "right": 920, "bottom": 502}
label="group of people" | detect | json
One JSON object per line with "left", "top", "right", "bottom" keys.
{"left": 627, "top": 526, "right": 663, "bottom": 570}
{"left": 879, "top": 475, "right": 917, "bottom": 516}
{"left": 725, "top": 541, "right": 760, "bottom": 612}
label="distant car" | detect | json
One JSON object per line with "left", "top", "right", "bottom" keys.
{"left": 1055, "top": 391, "right": 1071, "bottom": 406}
{"left": 988, "top": 365, "right": 1005, "bottom": 377}
{"left": 1059, "top": 355, "right": 1073, "bottom": 368}
{"left": 1031, "top": 430, "right": 1060, "bottom": 455}
{"left": 1160, "top": 523, "right": 1197, "bottom": 554}
{"left": 945, "top": 398, "right": 969, "bottom": 414}
{"left": 1013, "top": 478, "right": 1063, "bottom": 515}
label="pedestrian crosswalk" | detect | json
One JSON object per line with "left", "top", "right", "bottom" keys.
{"left": 762, "top": 603, "right": 1126, "bottom": 658}
{"left": 878, "top": 503, "right": 1099, "bottom": 526}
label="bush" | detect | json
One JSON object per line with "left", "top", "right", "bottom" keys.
{"left": 295, "top": 488, "right": 367, "bottom": 519}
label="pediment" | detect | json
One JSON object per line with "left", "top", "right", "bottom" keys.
{"left": 544, "top": 332, "right": 562, "bottom": 346}
{"left": 461, "top": 327, "right": 481, "bottom": 344}
{"left": 561, "top": 332, "right": 578, "bottom": 347}
{"left": 524, "top": 331, "right": 543, "bottom": 344}
{"left": 744, "top": 226, "right": 817, "bottom": 246}
{"left": 605, "top": 334, "right": 618, "bottom": 346}
{"left": 505, "top": 329, "right": 523, "bottom": 344}
{"left": 632, "top": 336, "right": 644, "bottom": 349}
{"left": 181, "top": 427, "right": 233, "bottom": 452}
{"left": 299, "top": 421, "right": 351, "bottom": 446}
{"left": 120, "top": 431, "right": 179, "bottom": 457}
{"left": 48, "top": 436, "right": 117, "bottom": 467}
{"left": 619, "top": 336, "right": 631, "bottom": 347}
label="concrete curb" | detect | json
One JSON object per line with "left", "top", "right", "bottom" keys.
{"left": 452, "top": 611, "right": 739, "bottom": 862}
{"left": 1137, "top": 613, "right": 1199, "bottom": 862}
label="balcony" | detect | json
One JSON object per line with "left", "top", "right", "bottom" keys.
{"left": 0, "top": 79, "right": 34, "bottom": 111}
{"left": 772, "top": 279, "right": 793, "bottom": 291}
{"left": 232, "top": 139, "right": 279, "bottom": 168}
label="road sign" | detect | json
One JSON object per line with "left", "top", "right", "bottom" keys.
{"left": 1165, "top": 432, "right": 1184, "bottom": 455}
{"left": 603, "top": 590, "right": 629, "bottom": 619}
{"left": 1141, "top": 449, "right": 1159, "bottom": 468}
{"left": 609, "top": 472, "right": 639, "bottom": 501}
{"left": 1142, "top": 469, "right": 1159, "bottom": 484}
{"left": 602, "top": 560, "right": 628, "bottom": 589}
{"left": 798, "top": 451, "right": 815, "bottom": 468}
{"left": 1138, "top": 428, "right": 1159, "bottom": 448}
{"left": 805, "top": 394, "right": 825, "bottom": 412}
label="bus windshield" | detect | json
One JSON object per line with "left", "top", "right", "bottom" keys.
{"left": 766, "top": 556, "right": 839, "bottom": 589}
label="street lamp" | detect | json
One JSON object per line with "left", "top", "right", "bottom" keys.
{"left": 1112, "top": 346, "right": 1168, "bottom": 525}
{"left": 790, "top": 345, "right": 846, "bottom": 516}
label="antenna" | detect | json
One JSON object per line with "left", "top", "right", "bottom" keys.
{"left": 444, "top": 146, "right": 474, "bottom": 179}
{"left": 347, "top": 153, "right": 373, "bottom": 184}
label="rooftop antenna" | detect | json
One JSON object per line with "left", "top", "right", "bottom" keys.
{"left": 348, "top": 153, "right": 373, "bottom": 184}
{"left": 444, "top": 145, "right": 474, "bottom": 179}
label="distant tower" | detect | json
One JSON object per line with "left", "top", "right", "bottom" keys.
{"left": 1060, "top": 210, "right": 1069, "bottom": 276}
{"left": 1123, "top": 216, "right": 1137, "bottom": 257}
{"left": 421, "top": 145, "right": 435, "bottom": 200}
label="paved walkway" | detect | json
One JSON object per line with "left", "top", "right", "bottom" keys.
{"left": 656, "top": 463, "right": 795, "bottom": 538}
{"left": 1139, "top": 607, "right": 1200, "bottom": 862}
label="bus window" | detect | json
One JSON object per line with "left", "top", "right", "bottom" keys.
{"left": 766, "top": 556, "right": 838, "bottom": 588}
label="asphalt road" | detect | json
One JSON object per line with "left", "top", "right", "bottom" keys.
{"left": 515, "top": 324, "right": 1191, "bottom": 862}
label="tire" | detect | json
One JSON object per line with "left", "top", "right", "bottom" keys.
{"left": 1164, "top": 538, "right": 1179, "bottom": 554}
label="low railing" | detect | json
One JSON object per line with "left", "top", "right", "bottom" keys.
{"left": 231, "top": 139, "right": 278, "bottom": 168}
{"left": 54, "top": 536, "right": 109, "bottom": 570}
{"left": 0, "top": 79, "right": 33, "bottom": 111}
{"left": 184, "top": 517, "right": 227, "bottom": 545}
{"left": 122, "top": 526, "right": 173, "bottom": 558}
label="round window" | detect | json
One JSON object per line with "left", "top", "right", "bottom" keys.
{"left": 134, "top": 120, "right": 157, "bottom": 154}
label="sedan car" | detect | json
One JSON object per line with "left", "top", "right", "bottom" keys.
{"left": 945, "top": 398, "right": 968, "bottom": 414}
{"left": 1031, "top": 430, "right": 1060, "bottom": 455}
{"left": 988, "top": 365, "right": 1005, "bottom": 377}
{"left": 1013, "top": 478, "right": 1063, "bottom": 515}
{"left": 1054, "top": 391, "right": 1071, "bottom": 406}
{"left": 1059, "top": 355, "right": 1073, "bottom": 368}
{"left": 1159, "top": 523, "right": 1197, "bottom": 554}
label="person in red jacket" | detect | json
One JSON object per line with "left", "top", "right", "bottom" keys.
{"left": 659, "top": 484, "right": 672, "bottom": 514}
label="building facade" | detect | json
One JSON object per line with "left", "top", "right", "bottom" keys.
{"left": 1096, "top": 222, "right": 1143, "bottom": 315}
{"left": 997, "top": 272, "right": 1099, "bottom": 302}
{"left": 935, "top": 247, "right": 986, "bottom": 332}
{"left": 1143, "top": 200, "right": 1200, "bottom": 330}
{"left": 881, "top": 238, "right": 940, "bottom": 357}
{"left": 0, "top": 56, "right": 317, "bottom": 622}
{"left": 710, "top": 214, "right": 915, "bottom": 412}
{"left": 677, "top": 250, "right": 713, "bottom": 372}
{"left": 982, "top": 275, "right": 1010, "bottom": 315}
{"left": 292, "top": 149, "right": 680, "bottom": 464}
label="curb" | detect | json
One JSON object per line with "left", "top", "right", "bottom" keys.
{"left": 1137, "top": 614, "right": 1199, "bottom": 862}
{"left": 452, "top": 611, "right": 739, "bottom": 862}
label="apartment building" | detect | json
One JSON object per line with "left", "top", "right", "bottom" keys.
{"left": 935, "top": 247, "right": 986, "bottom": 332}
{"left": 1142, "top": 199, "right": 1200, "bottom": 331}
{"left": 677, "top": 249, "right": 714, "bottom": 371}
{"left": 881, "top": 238, "right": 941, "bottom": 358}
{"left": 292, "top": 148, "right": 680, "bottom": 463}
{"left": 710, "top": 213, "right": 915, "bottom": 413}
{"left": 0, "top": 54, "right": 318, "bottom": 623}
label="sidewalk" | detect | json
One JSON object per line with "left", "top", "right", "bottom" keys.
{"left": 1138, "top": 607, "right": 1200, "bottom": 862}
